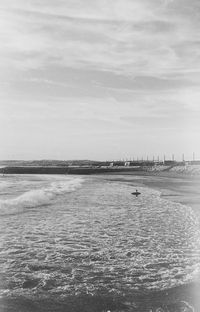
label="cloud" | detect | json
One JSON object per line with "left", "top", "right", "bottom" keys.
{"left": 1, "top": 0, "right": 199, "bottom": 76}
{"left": 0, "top": 0, "right": 153, "bottom": 22}
{"left": 0, "top": 0, "right": 200, "bottom": 159}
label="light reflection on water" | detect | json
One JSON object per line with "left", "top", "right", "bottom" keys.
{"left": 0, "top": 174, "right": 200, "bottom": 299}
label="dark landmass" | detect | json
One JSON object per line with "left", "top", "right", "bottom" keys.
{"left": 0, "top": 160, "right": 110, "bottom": 167}
{"left": 0, "top": 166, "right": 142, "bottom": 175}
{"left": 0, "top": 159, "right": 200, "bottom": 176}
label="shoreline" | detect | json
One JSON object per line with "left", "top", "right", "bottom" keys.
{"left": 1, "top": 164, "right": 200, "bottom": 176}
{"left": 1, "top": 166, "right": 200, "bottom": 212}
{"left": 106, "top": 171, "right": 200, "bottom": 213}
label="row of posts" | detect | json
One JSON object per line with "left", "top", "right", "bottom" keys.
{"left": 110, "top": 152, "right": 196, "bottom": 163}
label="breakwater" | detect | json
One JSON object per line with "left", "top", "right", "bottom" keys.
{"left": 0, "top": 166, "right": 142, "bottom": 175}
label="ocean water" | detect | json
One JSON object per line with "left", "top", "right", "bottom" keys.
{"left": 0, "top": 174, "right": 200, "bottom": 311}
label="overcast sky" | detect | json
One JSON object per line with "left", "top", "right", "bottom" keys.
{"left": 0, "top": 0, "right": 200, "bottom": 160}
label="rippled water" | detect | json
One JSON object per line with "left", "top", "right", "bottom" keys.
{"left": 0, "top": 174, "right": 200, "bottom": 310}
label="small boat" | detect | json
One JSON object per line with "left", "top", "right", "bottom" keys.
{"left": 131, "top": 190, "right": 141, "bottom": 197}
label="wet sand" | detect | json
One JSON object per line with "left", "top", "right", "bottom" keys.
{"left": 107, "top": 171, "right": 200, "bottom": 214}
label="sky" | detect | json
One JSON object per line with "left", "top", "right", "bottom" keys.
{"left": 0, "top": 0, "right": 200, "bottom": 161}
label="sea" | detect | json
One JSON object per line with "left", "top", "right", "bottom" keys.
{"left": 0, "top": 174, "right": 200, "bottom": 311}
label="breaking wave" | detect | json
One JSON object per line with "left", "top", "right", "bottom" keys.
{"left": 0, "top": 177, "right": 83, "bottom": 215}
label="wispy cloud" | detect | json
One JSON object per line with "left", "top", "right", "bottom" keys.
{"left": 1, "top": 0, "right": 199, "bottom": 75}
{"left": 0, "top": 0, "right": 200, "bottom": 159}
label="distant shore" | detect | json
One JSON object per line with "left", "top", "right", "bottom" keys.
{"left": 1, "top": 164, "right": 200, "bottom": 176}
{"left": 0, "top": 166, "right": 142, "bottom": 175}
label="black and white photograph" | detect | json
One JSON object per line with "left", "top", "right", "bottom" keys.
{"left": 0, "top": 0, "right": 200, "bottom": 311}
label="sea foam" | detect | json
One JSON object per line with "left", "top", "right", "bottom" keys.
{"left": 0, "top": 176, "right": 83, "bottom": 215}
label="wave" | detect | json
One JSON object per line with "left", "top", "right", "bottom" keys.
{"left": 0, "top": 177, "right": 83, "bottom": 215}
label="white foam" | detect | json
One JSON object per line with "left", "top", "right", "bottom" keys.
{"left": 0, "top": 177, "right": 83, "bottom": 215}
